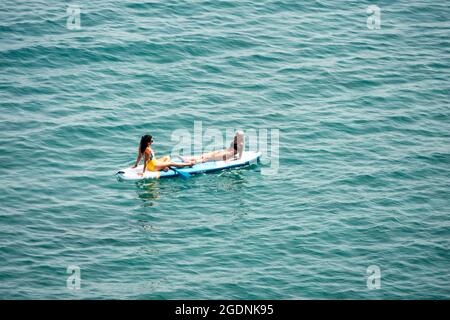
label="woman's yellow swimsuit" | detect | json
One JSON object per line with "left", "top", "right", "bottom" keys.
{"left": 146, "top": 149, "right": 170, "bottom": 172}
{"left": 146, "top": 159, "right": 157, "bottom": 171}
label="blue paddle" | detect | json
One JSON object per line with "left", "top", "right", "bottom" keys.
{"left": 169, "top": 155, "right": 193, "bottom": 179}
{"left": 169, "top": 166, "right": 191, "bottom": 179}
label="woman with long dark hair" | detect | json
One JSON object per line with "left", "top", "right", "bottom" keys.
{"left": 132, "top": 134, "right": 194, "bottom": 176}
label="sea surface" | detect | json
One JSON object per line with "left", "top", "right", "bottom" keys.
{"left": 0, "top": 0, "right": 449, "bottom": 299}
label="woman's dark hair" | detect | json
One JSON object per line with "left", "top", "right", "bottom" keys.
{"left": 139, "top": 135, "right": 153, "bottom": 154}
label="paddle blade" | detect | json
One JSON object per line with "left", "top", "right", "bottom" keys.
{"left": 171, "top": 167, "right": 191, "bottom": 179}
{"left": 178, "top": 171, "right": 191, "bottom": 179}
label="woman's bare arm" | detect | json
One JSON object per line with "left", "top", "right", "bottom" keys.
{"left": 142, "top": 152, "right": 149, "bottom": 174}
{"left": 132, "top": 148, "right": 142, "bottom": 168}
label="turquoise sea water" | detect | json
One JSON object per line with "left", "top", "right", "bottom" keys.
{"left": 0, "top": 0, "right": 449, "bottom": 299}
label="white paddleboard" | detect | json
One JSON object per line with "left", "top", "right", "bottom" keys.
{"left": 116, "top": 151, "right": 261, "bottom": 180}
